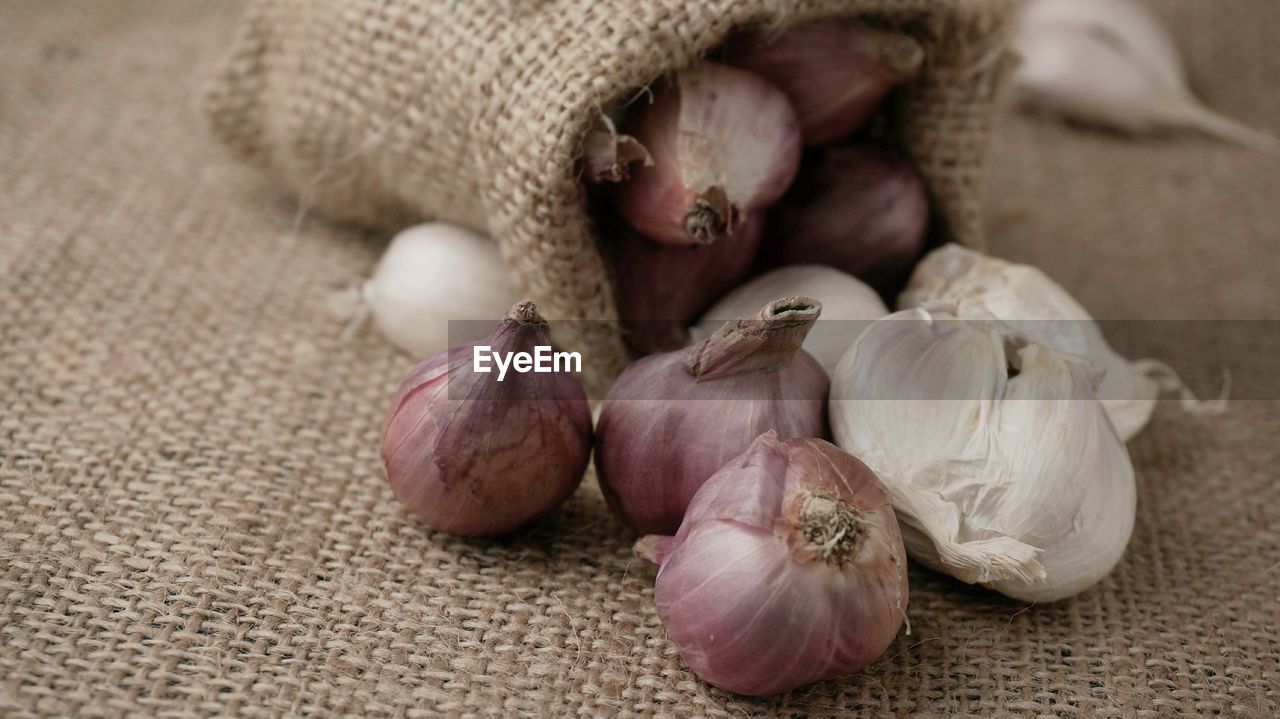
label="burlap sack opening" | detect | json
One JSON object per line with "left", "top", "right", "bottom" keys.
{"left": 204, "top": 0, "right": 1019, "bottom": 394}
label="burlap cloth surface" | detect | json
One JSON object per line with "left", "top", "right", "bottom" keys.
{"left": 1, "top": 1, "right": 1276, "bottom": 717}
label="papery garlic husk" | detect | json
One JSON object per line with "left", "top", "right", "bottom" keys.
{"left": 829, "top": 303, "right": 1136, "bottom": 602}
{"left": 728, "top": 20, "right": 924, "bottom": 145}
{"left": 616, "top": 62, "right": 802, "bottom": 245}
{"left": 637, "top": 431, "right": 909, "bottom": 696}
{"left": 901, "top": 244, "right": 1158, "bottom": 441}
{"left": 596, "top": 298, "right": 829, "bottom": 535}
{"left": 693, "top": 265, "right": 888, "bottom": 375}
{"left": 329, "top": 222, "right": 522, "bottom": 360}
{"left": 381, "top": 301, "right": 592, "bottom": 536}
{"left": 582, "top": 113, "right": 653, "bottom": 183}
{"left": 763, "top": 142, "right": 928, "bottom": 292}
{"left": 611, "top": 213, "right": 763, "bottom": 355}
{"left": 1013, "top": 0, "right": 1280, "bottom": 156}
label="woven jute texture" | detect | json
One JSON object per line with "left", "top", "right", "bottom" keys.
{"left": 2, "top": 1, "right": 1278, "bottom": 717}
{"left": 202, "top": 0, "right": 1018, "bottom": 392}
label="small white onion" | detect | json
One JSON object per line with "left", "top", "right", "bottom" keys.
{"left": 345, "top": 222, "right": 522, "bottom": 359}
{"left": 693, "top": 265, "right": 888, "bottom": 374}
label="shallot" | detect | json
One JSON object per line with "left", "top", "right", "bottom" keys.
{"left": 728, "top": 20, "right": 924, "bottom": 145}
{"left": 610, "top": 214, "right": 763, "bottom": 355}
{"left": 596, "top": 298, "right": 829, "bottom": 535}
{"left": 616, "top": 62, "right": 802, "bottom": 245}
{"left": 380, "top": 301, "right": 592, "bottom": 536}
{"left": 763, "top": 142, "right": 928, "bottom": 291}
{"left": 693, "top": 264, "right": 888, "bottom": 375}
{"left": 638, "top": 431, "right": 909, "bottom": 695}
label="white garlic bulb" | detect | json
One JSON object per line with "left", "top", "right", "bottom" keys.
{"left": 900, "top": 244, "right": 1157, "bottom": 442}
{"left": 330, "top": 222, "right": 522, "bottom": 359}
{"left": 692, "top": 265, "right": 889, "bottom": 374}
{"left": 1013, "top": 0, "right": 1280, "bottom": 156}
{"left": 829, "top": 302, "right": 1136, "bottom": 602}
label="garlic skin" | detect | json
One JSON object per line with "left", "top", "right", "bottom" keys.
{"left": 829, "top": 304, "right": 1136, "bottom": 602}
{"left": 381, "top": 301, "right": 592, "bottom": 536}
{"left": 616, "top": 62, "right": 803, "bottom": 245}
{"left": 901, "top": 244, "right": 1157, "bottom": 441}
{"left": 638, "top": 431, "right": 909, "bottom": 696}
{"left": 729, "top": 20, "right": 924, "bottom": 145}
{"left": 611, "top": 213, "right": 763, "bottom": 355}
{"left": 1013, "top": 0, "right": 1280, "bottom": 156}
{"left": 763, "top": 143, "right": 928, "bottom": 292}
{"left": 596, "top": 298, "right": 829, "bottom": 535}
{"left": 693, "top": 265, "right": 888, "bottom": 375}
{"left": 355, "top": 223, "right": 521, "bottom": 359}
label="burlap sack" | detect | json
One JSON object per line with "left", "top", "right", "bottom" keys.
{"left": 204, "top": 0, "right": 1019, "bottom": 392}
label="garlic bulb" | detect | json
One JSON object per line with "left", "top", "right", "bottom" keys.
{"left": 380, "top": 301, "right": 592, "bottom": 536}
{"left": 637, "top": 431, "right": 909, "bottom": 696}
{"left": 900, "top": 244, "right": 1157, "bottom": 441}
{"left": 331, "top": 223, "right": 522, "bottom": 359}
{"left": 1013, "top": 0, "right": 1280, "bottom": 156}
{"left": 693, "top": 265, "right": 888, "bottom": 375}
{"left": 829, "top": 303, "right": 1136, "bottom": 602}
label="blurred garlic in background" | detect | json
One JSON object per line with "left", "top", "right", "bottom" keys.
{"left": 1013, "top": 0, "right": 1280, "bottom": 156}
{"left": 328, "top": 223, "right": 522, "bottom": 359}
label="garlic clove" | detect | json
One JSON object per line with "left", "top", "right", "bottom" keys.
{"left": 1013, "top": 0, "right": 1280, "bottom": 156}
{"left": 350, "top": 223, "right": 523, "bottom": 360}
{"left": 380, "top": 301, "right": 593, "bottom": 536}
{"left": 829, "top": 303, "right": 1137, "bottom": 600}
{"left": 693, "top": 264, "right": 889, "bottom": 375}
{"left": 901, "top": 244, "right": 1159, "bottom": 441}
{"left": 728, "top": 20, "right": 924, "bottom": 145}
{"left": 641, "top": 431, "right": 909, "bottom": 695}
{"left": 615, "top": 62, "right": 803, "bottom": 245}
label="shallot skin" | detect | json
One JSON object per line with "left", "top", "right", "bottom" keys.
{"left": 764, "top": 142, "right": 928, "bottom": 292}
{"left": 380, "top": 303, "right": 592, "bottom": 536}
{"left": 644, "top": 433, "right": 909, "bottom": 696}
{"left": 729, "top": 21, "right": 925, "bottom": 145}
{"left": 616, "top": 63, "right": 802, "bottom": 246}
{"left": 596, "top": 299, "right": 829, "bottom": 536}
{"left": 610, "top": 214, "right": 764, "bottom": 355}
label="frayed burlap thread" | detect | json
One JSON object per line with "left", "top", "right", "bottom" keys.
{"left": 203, "top": 0, "right": 1019, "bottom": 392}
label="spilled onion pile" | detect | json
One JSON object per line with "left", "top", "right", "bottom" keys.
{"left": 367, "top": 13, "right": 1207, "bottom": 701}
